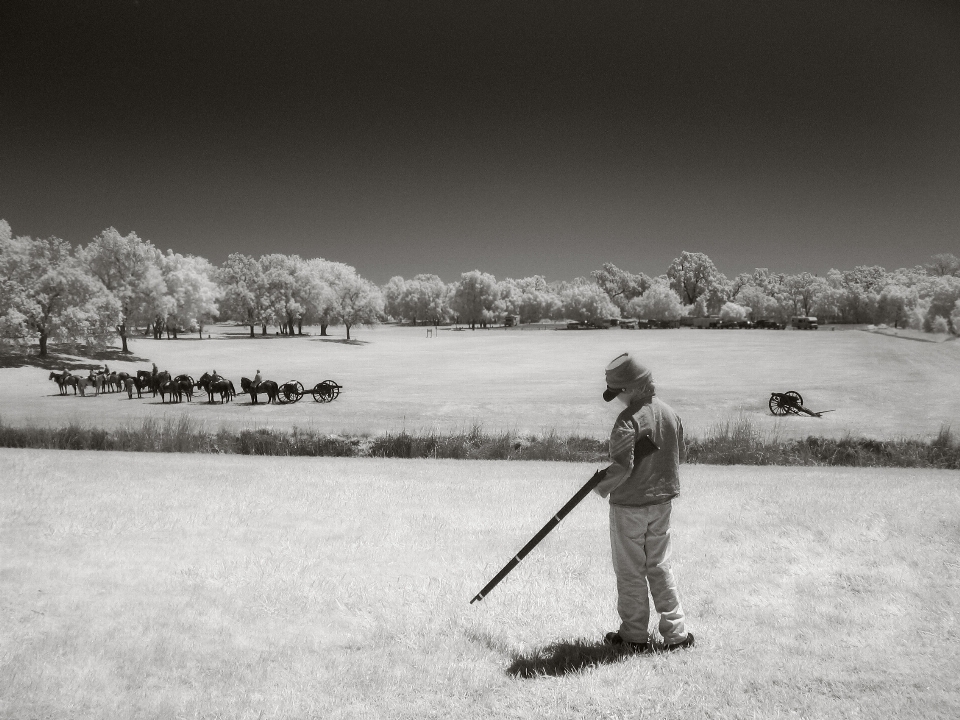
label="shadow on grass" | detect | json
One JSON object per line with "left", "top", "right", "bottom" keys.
{"left": 312, "top": 338, "right": 368, "bottom": 346}
{"left": 505, "top": 639, "right": 632, "bottom": 678}
{"left": 0, "top": 348, "right": 151, "bottom": 370}
{"left": 220, "top": 332, "right": 317, "bottom": 339}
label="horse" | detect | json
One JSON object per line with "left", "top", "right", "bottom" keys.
{"left": 88, "top": 373, "right": 106, "bottom": 396}
{"left": 137, "top": 369, "right": 153, "bottom": 390}
{"left": 74, "top": 376, "right": 91, "bottom": 397}
{"left": 61, "top": 375, "right": 80, "bottom": 395}
{"left": 125, "top": 376, "right": 148, "bottom": 399}
{"left": 174, "top": 374, "right": 194, "bottom": 402}
{"left": 241, "top": 377, "right": 279, "bottom": 404}
{"left": 158, "top": 379, "right": 182, "bottom": 403}
{"left": 152, "top": 371, "right": 171, "bottom": 397}
{"left": 196, "top": 373, "right": 235, "bottom": 404}
{"left": 49, "top": 371, "right": 70, "bottom": 395}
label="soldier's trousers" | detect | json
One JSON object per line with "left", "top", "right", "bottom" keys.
{"left": 609, "top": 500, "right": 688, "bottom": 645}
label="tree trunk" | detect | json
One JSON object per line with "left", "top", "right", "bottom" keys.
{"left": 288, "top": 320, "right": 295, "bottom": 336}
{"left": 118, "top": 324, "right": 129, "bottom": 353}
{"left": 345, "top": 324, "right": 351, "bottom": 340}
{"left": 261, "top": 324, "right": 267, "bottom": 336}
{"left": 249, "top": 325, "right": 255, "bottom": 338}
{"left": 297, "top": 319, "right": 303, "bottom": 335}
{"left": 39, "top": 331, "right": 48, "bottom": 357}
{"left": 320, "top": 324, "right": 328, "bottom": 336}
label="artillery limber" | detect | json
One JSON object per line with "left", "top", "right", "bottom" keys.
{"left": 768, "top": 390, "right": 833, "bottom": 418}
{"left": 310, "top": 380, "right": 342, "bottom": 403}
{"left": 277, "top": 380, "right": 305, "bottom": 404}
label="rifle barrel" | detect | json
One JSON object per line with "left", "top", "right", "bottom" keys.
{"left": 470, "top": 469, "right": 606, "bottom": 603}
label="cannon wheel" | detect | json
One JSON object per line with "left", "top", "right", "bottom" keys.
{"left": 769, "top": 390, "right": 804, "bottom": 416}
{"left": 175, "top": 374, "right": 195, "bottom": 386}
{"left": 278, "top": 380, "right": 304, "bottom": 404}
{"left": 311, "top": 380, "right": 342, "bottom": 403}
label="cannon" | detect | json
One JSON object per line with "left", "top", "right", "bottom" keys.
{"left": 768, "top": 390, "right": 833, "bottom": 418}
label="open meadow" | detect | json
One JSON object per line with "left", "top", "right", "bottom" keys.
{"left": 1, "top": 449, "right": 958, "bottom": 719}
{"left": 1, "top": 323, "right": 958, "bottom": 441}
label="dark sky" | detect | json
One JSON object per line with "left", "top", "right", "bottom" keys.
{"left": 2, "top": 0, "right": 959, "bottom": 284}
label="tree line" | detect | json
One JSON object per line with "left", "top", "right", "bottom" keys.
{"left": 1, "top": 219, "right": 958, "bottom": 356}
{"left": 384, "top": 251, "right": 960, "bottom": 334}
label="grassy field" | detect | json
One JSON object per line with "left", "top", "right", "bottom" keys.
{"left": 1, "top": 323, "right": 958, "bottom": 441}
{"left": 2, "top": 449, "right": 958, "bottom": 719}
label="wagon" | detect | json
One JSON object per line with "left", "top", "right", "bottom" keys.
{"left": 277, "top": 380, "right": 305, "bottom": 404}
{"left": 310, "top": 380, "right": 342, "bottom": 403}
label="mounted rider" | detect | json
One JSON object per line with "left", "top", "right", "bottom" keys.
{"left": 253, "top": 369, "right": 262, "bottom": 387}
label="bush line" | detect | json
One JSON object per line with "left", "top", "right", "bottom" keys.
{"left": 0, "top": 416, "right": 957, "bottom": 469}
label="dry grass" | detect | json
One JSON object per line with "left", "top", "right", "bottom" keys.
{"left": 2, "top": 414, "right": 957, "bottom": 468}
{"left": 2, "top": 449, "right": 958, "bottom": 719}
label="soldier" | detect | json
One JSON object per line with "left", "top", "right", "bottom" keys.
{"left": 594, "top": 353, "right": 695, "bottom": 654}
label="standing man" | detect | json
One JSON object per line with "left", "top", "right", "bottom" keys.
{"left": 594, "top": 352, "right": 694, "bottom": 653}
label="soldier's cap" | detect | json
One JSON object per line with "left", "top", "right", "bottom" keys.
{"left": 603, "top": 353, "right": 653, "bottom": 402}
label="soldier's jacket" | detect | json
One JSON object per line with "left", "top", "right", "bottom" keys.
{"left": 594, "top": 395, "right": 685, "bottom": 507}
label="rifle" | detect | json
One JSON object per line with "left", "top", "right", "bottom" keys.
{"left": 469, "top": 467, "right": 608, "bottom": 603}
{"left": 469, "top": 434, "right": 659, "bottom": 604}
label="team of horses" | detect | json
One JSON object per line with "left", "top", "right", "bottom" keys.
{"left": 48, "top": 369, "right": 239, "bottom": 404}
{"left": 46, "top": 369, "right": 291, "bottom": 405}
{"left": 48, "top": 369, "right": 131, "bottom": 397}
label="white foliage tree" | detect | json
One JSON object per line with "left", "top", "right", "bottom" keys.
{"left": 308, "top": 259, "right": 355, "bottom": 335}
{"left": 559, "top": 279, "right": 620, "bottom": 324}
{"left": 923, "top": 275, "right": 960, "bottom": 333}
{"left": 626, "top": 282, "right": 685, "bottom": 322}
{"left": 877, "top": 284, "right": 919, "bottom": 329}
{"left": 719, "top": 301, "right": 751, "bottom": 322}
{"left": 337, "top": 275, "right": 384, "bottom": 340}
{"left": 0, "top": 230, "right": 119, "bottom": 356}
{"left": 451, "top": 270, "right": 499, "bottom": 329}
{"left": 260, "top": 254, "right": 314, "bottom": 335}
{"left": 381, "top": 276, "right": 408, "bottom": 322}
{"left": 315, "top": 262, "right": 383, "bottom": 340}
{"left": 161, "top": 251, "right": 222, "bottom": 338}
{"left": 496, "top": 276, "right": 561, "bottom": 323}
{"left": 591, "top": 263, "right": 653, "bottom": 313}
{"left": 666, "top": 251, "right": 729, "bottom": 313}
{"left": 217, "top": 253, "right": 269, "bottom": 337}
{"left": 80, "top": 227, "right": 168, "bottom": 351}
{"left": 403, "top": 274, "right": 453, "bottom": 325}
